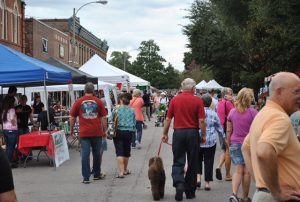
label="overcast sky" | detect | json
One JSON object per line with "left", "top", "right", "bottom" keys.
{"left": 25, "top": 0, "right": 194, "bottom": 71}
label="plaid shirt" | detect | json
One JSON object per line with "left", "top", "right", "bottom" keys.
{"left": 200, "top": 107, "right": 225, "bottom": 148}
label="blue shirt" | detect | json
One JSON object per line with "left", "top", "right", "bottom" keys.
{"left": 200, "top": 107, "right": 225, "bottom": 148}
{"left": 109, "top": 105, "right": 136, "bottom": 132}
{"left": 290, "top": 111, "right": 300, "bottom": 135}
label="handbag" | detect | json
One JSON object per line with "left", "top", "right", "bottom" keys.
{"left": 107, "top": 106, "right": 119, "bottom": 140}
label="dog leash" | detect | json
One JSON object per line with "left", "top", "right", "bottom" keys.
{"left": 157, "top": 140, "right": 172, "bottom": 156}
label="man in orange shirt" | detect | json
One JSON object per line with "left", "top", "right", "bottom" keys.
{"left": 242, "top": 72, "right": 300, "bottom": 202}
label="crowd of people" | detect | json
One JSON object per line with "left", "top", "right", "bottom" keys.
{"left": 1, "top": 71, "right": 300, "bottom": 202}
{"left": 162, "top": 73, "right": 300, "bottom": 202}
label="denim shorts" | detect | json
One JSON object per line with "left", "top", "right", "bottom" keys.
{"left": 229, "top": 143, "right": 245, "bottom": 165}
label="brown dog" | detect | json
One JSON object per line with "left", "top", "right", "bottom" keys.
{"left": 148, "top": 156, "right": 166, "bottom": 201}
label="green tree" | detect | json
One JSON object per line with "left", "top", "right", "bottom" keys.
{"left": 183, "top": 0, "right": 300, "bottom": 93}
{"left": 162, "top": 63, "right": 181, "bottom": 89}
{"left": 182, "top": 1, "right": 241, "bottom": 88}
{"left": 108, "top": 51, "right": 132, "bottom": 71}
{"left": 131, "top": 40, "right": 167, "bottom": 88}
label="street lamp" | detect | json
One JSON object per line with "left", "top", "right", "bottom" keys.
{"left": 72, "top": 0, "right": 108, "bottom": 66}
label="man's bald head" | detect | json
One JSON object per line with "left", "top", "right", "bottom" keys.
{"left": 269, "top": 72, "right": 299, "bottom": 97}
{"left": 269, "top": 72, "right": 300, "bottom": 115}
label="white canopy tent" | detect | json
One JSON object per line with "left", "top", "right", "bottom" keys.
{"left": 79, "top": 54, "right": 150, "bottom": 87}
{"left": 204, "top": 79, "right": 224, "bottom": 89}
{"left": 195, "top": 80, "right": 207, "bottom": 90}
{"left": 79, "top": 54, "right": 129, "bottom": 84}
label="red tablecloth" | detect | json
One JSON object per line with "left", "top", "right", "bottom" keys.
{"left": 18, "top": 131, "right": 55, "bottom": 157}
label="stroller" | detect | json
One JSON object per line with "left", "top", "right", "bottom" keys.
{"left": 155, "top": 104, "right": 167, "bottom": 127}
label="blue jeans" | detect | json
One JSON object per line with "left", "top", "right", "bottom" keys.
{"left": 131, "top": 121, "right": 143, "bottom": 147}
{"left": 3, "top": 130, "right": 19, "bottom": 162}
{"left": 80, "top": 137, "right": 102, "bottom": 180}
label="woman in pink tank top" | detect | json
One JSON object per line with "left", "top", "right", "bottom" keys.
{"left": 2, "top": 96, "right": 19, "bottom": 168}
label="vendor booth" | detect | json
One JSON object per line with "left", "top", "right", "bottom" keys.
{"left": 0, "top": 44, "right": 72, "bottom": 168}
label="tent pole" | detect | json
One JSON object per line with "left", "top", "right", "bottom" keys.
{"left": 43, "top": 77, "right": 51, "bottom": 133}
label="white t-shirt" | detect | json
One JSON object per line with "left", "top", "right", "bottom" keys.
{"left": 160, "top": 97, "right": 168, "bottom": 105}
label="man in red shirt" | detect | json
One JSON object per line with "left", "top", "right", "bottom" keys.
{"left": 70, "top": 83, "right": 107, "bottom": 184}
{"left": 162, "top": 78, "right": 206, "bottom": 201}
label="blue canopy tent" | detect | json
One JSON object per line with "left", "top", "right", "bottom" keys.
{"left": 0, "top": 44, "right": 71, "bottom": 87}
{"left": 0, "top": 44, "right": 72, "bottom": 133}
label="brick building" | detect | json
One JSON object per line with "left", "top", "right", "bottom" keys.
{"left": 0, "top": 0, "right": 25, "bottom": 52}
{"left": 25, "top": 18, "right": 69, "bottom": 64}
{"left": 40, "top": 18, "right": 108, "bottom": 68}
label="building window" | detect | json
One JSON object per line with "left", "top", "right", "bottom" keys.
{"left": 42, "top": 38, "right": 48, "bottom": 53}
{"left": 59, "top": 44, "right": 64, "bottom": 58}
{"left": 13, "top": 5, "right": 18, "bottom": 44}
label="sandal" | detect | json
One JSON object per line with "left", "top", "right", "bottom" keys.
{"left": 204, "top": 186, "right": 211, "bottom": 191}
{"left": 116, "top": 175, "right": 124, "bottom": 178}
{"left": 124, "top": 170, "right": 131, "bottom": 175}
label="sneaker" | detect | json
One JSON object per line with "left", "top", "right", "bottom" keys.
{"left": 132, "top": 146, "right": 136, "bottom": 149}
{"left": 93, "top": 172, "right": 106, "bottom": 180}
{"left": 216, "top": 168, "right": 222, "bottom": 180}
{"left": 82, "top": 179, "right": 90, "bottom": 184}
{"left": 175, "top": 184, "right": 184, "bottom": 201}
{"left": 229, "top": 194, "right": 240, "bottom": 202}
{"left": 136, "top": 143, "right": 141, "bottom": 149}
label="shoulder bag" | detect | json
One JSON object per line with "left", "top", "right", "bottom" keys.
{"left": 107, "top": 106, "right": 120, "bottom": 140}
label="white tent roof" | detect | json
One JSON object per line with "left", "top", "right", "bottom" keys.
{"left": 79, "top": 54, "right": 129, "bottom": 84}
{"left": 195, "top": 80, "right": 207, "bottom": 89}
{"left": 79, "top": 54, "right": 150, "bottom": 86}
{"left": 204, "top": 79, "right": 223, "bottom": 89}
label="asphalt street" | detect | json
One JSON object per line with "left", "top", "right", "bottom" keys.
{"left": 13, "top": 119, "right": 255, "bottom": 202}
